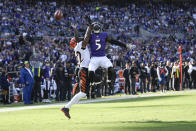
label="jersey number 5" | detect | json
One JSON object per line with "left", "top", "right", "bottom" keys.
{"left": 95, "top": 39, "right": 101, "bottom": 51}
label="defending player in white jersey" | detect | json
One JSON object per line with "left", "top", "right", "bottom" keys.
{"left": 74, "top": 39, "right": 90, "bottom": 69}
{"left": 61, "top": 22, "right": 91, "bottom": 119}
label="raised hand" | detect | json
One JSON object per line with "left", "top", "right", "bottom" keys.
{"left": 85, "top": 16, "right": 91, "bottom": 26}
{"left": 71, "top": 23, "right": 78, "bottom": 29}
{"left": 126, "top": 44, "right": 136, "bottom": 50}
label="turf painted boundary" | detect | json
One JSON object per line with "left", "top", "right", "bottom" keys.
{"left": 0, "top": 90, "right": 195, "bottom": 113}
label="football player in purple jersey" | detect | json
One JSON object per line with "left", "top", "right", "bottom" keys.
{"left": 81, "top": 18, "right": 135, "bottom": 92}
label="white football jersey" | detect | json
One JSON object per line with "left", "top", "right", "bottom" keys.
{"left": 74, "top": 41, "right": 90, "bottom": 68}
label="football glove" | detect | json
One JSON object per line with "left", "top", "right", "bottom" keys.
{"left": 126, "top": 44, "right": 136, "bottom": 50}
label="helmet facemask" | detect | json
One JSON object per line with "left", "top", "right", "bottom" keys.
{"left": 92, "top": 22, "right": 101, "bottom": 34}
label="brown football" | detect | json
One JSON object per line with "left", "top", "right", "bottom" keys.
{"left": 54, "top": 10, "right": 63, "bottom": 21}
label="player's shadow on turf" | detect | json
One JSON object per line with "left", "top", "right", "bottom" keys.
{"left": 112, "top": 120, "right": 196, "bottom": 131}
{"left": 81, "top": 120, "right": 196, "bottom": 124}
{"left": 79, "top": 120, "right": 196, "bottom": 131}
{"left": 97, "top": 95, "right": 190, "bottom": 104}
{"left": 110, "top": 104, "right": 180, "bottom": 109}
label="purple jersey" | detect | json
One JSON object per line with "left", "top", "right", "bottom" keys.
{"left": 90, "top": 32, "right": 108, "bottom": 57}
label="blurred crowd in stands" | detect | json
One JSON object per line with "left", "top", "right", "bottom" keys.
{"left": 0, "top": 0, "right": 196, "bottom": 104}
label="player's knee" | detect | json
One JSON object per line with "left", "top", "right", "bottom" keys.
{"left": 78, "top": 92, "right": 86, "bottom": 98}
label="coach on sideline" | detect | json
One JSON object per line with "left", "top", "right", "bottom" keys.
{"left": 20, "top": 61, "right": 34, "bottom": 104}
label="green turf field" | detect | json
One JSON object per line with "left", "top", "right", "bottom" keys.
{"left": 0, "top": 91, "right": 196, "bottom": 131}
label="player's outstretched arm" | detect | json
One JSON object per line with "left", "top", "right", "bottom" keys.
{"left": 81, "top": 26, "right": 92, "bottom": 49}
{"left": 106, "top": 35, "right": 136, "bottom": 50}
{"left": 71, "top": 23, "right": 83, "bottom": 42}
{"left": 81, "top": 16, "right": 92, "bottom": 49}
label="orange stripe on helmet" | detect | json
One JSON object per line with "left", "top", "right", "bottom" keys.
{"left": 70, "top": 37, "right": 77, "bottom": 48}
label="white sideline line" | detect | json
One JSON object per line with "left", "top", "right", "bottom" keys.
{"left": 0, "top": 90, "right": 195, "bottom": 113}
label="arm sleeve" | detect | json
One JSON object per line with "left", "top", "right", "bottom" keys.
{"left": 81, "top": 26, "right": 92, "bottom": 49}
{"left": 73, "top": 28, "right": 83, "bottom": 42}
{"left": 106, "top": 35, "right": 126, "bottom": 48}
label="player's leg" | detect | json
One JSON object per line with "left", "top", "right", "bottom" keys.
{"left": 61, "top": 68, "right": 88, "bottom": 119}
{"left": 100, "top": 56, "right": 113, "bottom": 81}
{"left": 64, "top": 92, "right": 86, "bottom": 109}
{"left": 88, "top": 57, "right": 101, "bottom": 98}
{"left": 63, "top": 68, "right": 88, "bottom": 107}
{"left": 100, "top": 56, "right": 115, "bottom": 94}
{"left": 88, "top": 57, "right": 100, "bottom": 84}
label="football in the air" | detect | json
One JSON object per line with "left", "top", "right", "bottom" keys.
{"left": 54, "top": 10, "right": 63, "bottom": 21}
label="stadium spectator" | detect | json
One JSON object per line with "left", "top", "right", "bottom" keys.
{"left": 54, "top": 62, "right": 65, "bottom": 101}
{"left": 183, "top": 62, "right": 191, "bottom": 89}
{"left": 123, "top": 63, "right": 131, "bottom": 95}
{"left": 139, "top": 63, "right": 148, "bottom": 93}
{"left": 145, "top": 63, "right": 151, "bottom": 92}
{"left": 189, "top": 61, "right": 196, "bottom": 89}
{"left": 31, "top": 65, "right": 43, "bottom": 103}
{"left": 171, "top": 62, "right": 180, "bottom": 91}
{"left": 157, "top": 62, "right": 168, "bottom": 92}
{"left": 0, "top": 68, "right": 10, "bottom": 104}
{"left": 64, "top": 61, "right": 74, "bottom": 101}
{"left": 42, "top": 61, "right": 52, "bottom": 103}
{"left": 150, "top": 62, "right": 158, "bottom": 92}
{"left": 166, "top": 61, "right": 172, "bottom": 90}
{"left": 130, "top": 62, "right": 139, "bottom": 95}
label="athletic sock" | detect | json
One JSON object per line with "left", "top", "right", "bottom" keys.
{"left": 65, "top": 92, "right": 86, "bottom": 109}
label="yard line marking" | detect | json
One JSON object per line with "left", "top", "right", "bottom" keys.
{"left": 0, "top": 90, "right": 195, "bottom": 113}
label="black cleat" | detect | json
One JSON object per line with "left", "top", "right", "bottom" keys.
{"left": 61, "top": 107, "right": 71, "bottom": 119}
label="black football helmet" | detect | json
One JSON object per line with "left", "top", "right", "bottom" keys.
{"left": 92, "top": 22, "right": 101, "bottom": 34}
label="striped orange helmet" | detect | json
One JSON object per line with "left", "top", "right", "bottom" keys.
{"left": 70, "top": 37, "right": 77, "bottom": 48}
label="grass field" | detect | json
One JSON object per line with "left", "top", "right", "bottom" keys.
{"left": 0, "top": 91, "right": 196, "bottom": 131}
